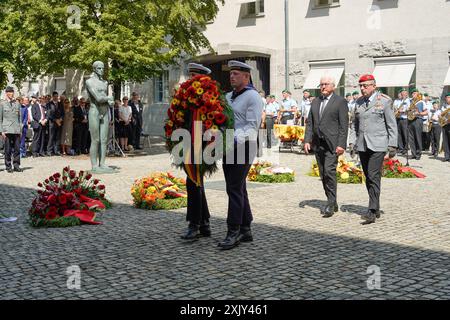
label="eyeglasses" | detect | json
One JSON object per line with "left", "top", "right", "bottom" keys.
{"left": 359, "top": 83, "right": 375, "bottom": 88}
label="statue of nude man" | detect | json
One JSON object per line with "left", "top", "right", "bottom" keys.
{"left": 85, "top": 61, "right": 116, "bottom": 173}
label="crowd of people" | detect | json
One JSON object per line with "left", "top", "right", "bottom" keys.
{"left": 0, "top": 87, "right": 145, "bottom": 173}
{"left": 259, "top": 86, "right": 450, "bottom": 162}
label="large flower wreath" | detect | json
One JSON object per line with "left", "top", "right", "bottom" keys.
{"left": 248, "top": 161, "right": 295, "bottom": 183}
{"left": 165, "top": 74, "right": 234, "bottom": 186}
{"left": 309, "top": 156, "right": 365, "bottom": 184}
{"left": 382, "top": 159, "right": 426, "bottom": 178}
{"left": 29, "top": 167, "right": 112, "bottom": 228}
{"left": 131, "top": 172, "right": 188, "bottom": 210}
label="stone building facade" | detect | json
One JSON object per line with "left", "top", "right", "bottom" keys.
{"left": 6, "top": 0, "right": 450, "bottom": 136}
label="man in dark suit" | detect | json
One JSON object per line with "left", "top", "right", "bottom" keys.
{"left": 129, "top": 92, "right": 143, "bottom": 150}
{"left": 304, "top": 76, "right": 349, "bottom": 217}
{"left": 31, "top": 96, "right": 48, "bottom": 157}
{"left": 72, "top": 97, "right": 89, "bottom": 155}
{"left": 46, "top": 91, "right": 63, "bottom": 156}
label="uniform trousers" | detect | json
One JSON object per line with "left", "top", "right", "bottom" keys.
{"left": 443, "top": 124, "right": 450, "bottom": 160}
{"left": 430, "top": 124, "right": 441, "bottom": 156}
{"left": 397, "top": 119, "right": 408, "bottom": 152}
{"left": 4, "top": 134, "right": 21, "bottom": 170}
{"left": 222, "top": 141, "right": 256, "bottom": 227}
{"left": 185, "top": 175, "right": 210, "bottom": 225}
{"left": 359, "top": 149, "right": 385, "bottom": 212}
{"left": 408, "top": 118, "right": 423, "bottom": 158}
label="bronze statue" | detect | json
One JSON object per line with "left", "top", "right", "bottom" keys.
{"left": 85, "top": 61, "right": 116, "bottom": 173}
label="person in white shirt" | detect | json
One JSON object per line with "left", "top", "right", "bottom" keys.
{"left": 118, "top": 96, "right": 132, "bottom": 151}
{"left": 300, "top": 90, "right": 312, "bottom": 126}
{"left": 422, "top": 93, "right": 433, "bottom": 151}
{"left": 280, "top": 90, "right": 297, "bottom": 124}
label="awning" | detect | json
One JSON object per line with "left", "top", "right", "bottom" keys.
{"left": 444, "top": 66, "right": 450, "bottom": 86}
{"left": 372, "top": 60, "right": 416, "bottom": 87}
{"left": 303, "top": 65, "right": 344, "bottom": 90}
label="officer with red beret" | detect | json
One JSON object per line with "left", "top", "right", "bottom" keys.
{"left": 349, "top": 74, "right": 398, "bottom": 224}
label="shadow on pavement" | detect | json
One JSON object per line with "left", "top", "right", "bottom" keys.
{"left": 0, "top": 183, "right": 449, "bottom": 300}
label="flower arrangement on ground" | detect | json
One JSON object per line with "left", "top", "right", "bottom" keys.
{"left": 131, "top": 172, "right": 188, "bottom": 210}
{"left": 164, "top": 74, "right": 234, "bottom": 186}
{"left": 382, "top": 159, "right": 426, "bottom": 178}
{"left": 309, "top": 156, "right": 364, "bottom": 184}
{"left": 248, "top": 161, "right": 295, "bottom": 183}
{"left": 29, "top": 167, "right": 111, "bottom": 228}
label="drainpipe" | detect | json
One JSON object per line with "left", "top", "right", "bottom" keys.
{"left": 284, "top": 0, "right": 289, "bottom": 91}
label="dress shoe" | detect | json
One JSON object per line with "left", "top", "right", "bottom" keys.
{"left": 415, "top": 156, "right": 421, "bottom": 160}
{"left": 361, "top": 210, "right": 377, "bottom": 224}
{"left": 180, "top": 224, "right": 201, "bottom": 241}
{"left": 218, "top": 226, "right": 241, "bottom": 250}
{"left": 199, "top": 221, "right": 211, "bottom": 237}
{"left": 6, "top": 168, "right": 14, "bottom": 173}
{"left": 45, "top": 153, "right": 53, "bottom": 157}
{"left": 322, "top": 203, "right": 338, "bottom": 218}
{"left": 238, "top": 225, "right": 253, "bottom": 242}
{"left": 13, "top": 167, "right": 23, "bottom": 172}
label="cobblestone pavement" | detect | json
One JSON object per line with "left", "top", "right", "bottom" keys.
{"left": 1, "top": 139, "right": 450, "bottom": 300}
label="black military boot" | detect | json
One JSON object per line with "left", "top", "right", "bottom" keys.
{"left": 218, "top": 225, "right": 240, "bottom": 250}
{"left": 238, "top": 225, "right": 253, "bottom": 242}
{"left": 180, "top": 223, "right": 200, "bottom": 241}
{"left": 199, "top": 220, "right": 211, "bottom": 237}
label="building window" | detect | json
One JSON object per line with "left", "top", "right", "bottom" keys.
{"left": 153, "top": 71, "right": 169, "bottom": 103}
{"left": 314, "top": 0, "right": 340, "bottom": 9}
{"left": 245, "top": 0, "right": 265, "bottom": 17}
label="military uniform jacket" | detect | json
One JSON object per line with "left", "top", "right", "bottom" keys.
{"left": 350, "top": 92, "right": 397, "bottom": 152}
{"left": 0, "top": 99, "right": 22, "bottom": 134}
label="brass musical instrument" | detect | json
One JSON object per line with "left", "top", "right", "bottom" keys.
{"left": 407, "top": 94, "right": 422, "bottom": 121}
{"left": 394, "top": 100, "right": 405, "bottom": 118}
{"left": 439, "top": 108, "right": 450, "bottom": 127}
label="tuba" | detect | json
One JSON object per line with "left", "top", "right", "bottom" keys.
{"left": 439, "top": 108, "right": 450, "bottom": 127}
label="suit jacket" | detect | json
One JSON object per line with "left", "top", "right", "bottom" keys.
{"left": 31, "top": 103, "right": 45, "bottom": 129}
{"left": 129, "top": 100, "right": 143, "bottom": 126}
{"left": 46, "top": 101, "right": 58, "bottom": 122}
{"left": 0, "top": 99, "right": 22, "bottom": 134}
{"left": 350, "top": 91, "right": 398, "bottom": 152}
{"left": 304, "top": 93, "right": 349, "bottom": 151}
{"left": 73, "top": 105, "right": 88, "bottom": 125}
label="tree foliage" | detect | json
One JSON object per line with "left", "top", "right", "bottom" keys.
{"left": 0, "top": 0, "right": 223, "bottom": 87}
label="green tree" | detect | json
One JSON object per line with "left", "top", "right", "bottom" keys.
{"left": 0, "top": 0, "right": 223, "bottom": 95}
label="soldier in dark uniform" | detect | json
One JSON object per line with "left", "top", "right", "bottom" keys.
{"left": 0, "top": 87, "right": 23, "bottom": 173}
{"left": 180, "top": 63, "right": 213, "bottom": 241}
{"left": 350, "top": 75, "right": 397, "bottom": 224}
{"left": 218, "top": 61, "right": 263, "bottom": 250}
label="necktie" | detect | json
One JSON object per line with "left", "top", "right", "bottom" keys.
{"left": 319, "top": 96, "right": 328, "bottom": 119}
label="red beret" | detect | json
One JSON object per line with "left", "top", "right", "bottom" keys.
{"left": 359, "top": 74, "right": 375, "bottom": 83}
